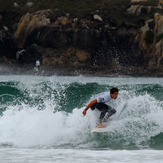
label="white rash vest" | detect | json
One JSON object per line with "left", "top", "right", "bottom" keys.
{"left": 91, "top": 91, "right": 111, "bottom": 103}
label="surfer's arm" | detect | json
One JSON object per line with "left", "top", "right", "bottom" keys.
{"left": 82, "top": 99, "right": 97, "bottom": 116}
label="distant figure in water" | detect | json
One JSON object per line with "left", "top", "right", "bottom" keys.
{"left": 83, "top": 87, "right": 119, "bottom": 128}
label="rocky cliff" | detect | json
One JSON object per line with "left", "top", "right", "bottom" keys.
{"left": 0, "top": 0, "right": 163, "bottom": 76}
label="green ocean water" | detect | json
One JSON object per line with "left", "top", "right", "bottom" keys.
{"left": 0, "top": 76, "right": 162, "bottom": 150}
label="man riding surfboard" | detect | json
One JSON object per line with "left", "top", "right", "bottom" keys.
{"left": 83, "top": 87, "right": 119, "bottom": 128}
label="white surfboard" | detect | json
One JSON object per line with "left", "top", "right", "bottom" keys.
{"left": 91, "top": 127, "right": 108, "bottom": 133}
{"left": 91, "top": 119, "right": 112, "bottom": 133}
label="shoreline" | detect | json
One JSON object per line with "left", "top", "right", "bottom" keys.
{"left": 0, "top": 63, "right": 163, "bottom": 77}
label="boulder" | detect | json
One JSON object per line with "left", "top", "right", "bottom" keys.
{"left": 127, "top": 5, "right": 152, "bottom": 15}
{"left": 26, "top": 2, "right": 34, "bottom": 7}
{"left": 93, "top": 15, "right": 102, "bottom": 21}
{"left": 14, "top": 2, "right": 19, "bottom": 8}
{"left": 127, "top": 5, "right": 139, "bottom": 14}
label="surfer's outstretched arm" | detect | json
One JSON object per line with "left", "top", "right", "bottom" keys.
{"left": 82, "top": 99, "right": 97, "bottom": 116}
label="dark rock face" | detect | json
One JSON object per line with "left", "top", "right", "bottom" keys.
{"left": 0, "top": 6, "right": 162, "bottom": 76}
{"left": 11, "top": 10, "right": 145, "bottom": 73}
{"left": 25, "top": 27, "right": 98, "bottom": 51}
{"left": 0, "top": 31, "right": 16, "bottom": 62}
{"left": 24, "top": 26, "right": 143, "bottom": 70}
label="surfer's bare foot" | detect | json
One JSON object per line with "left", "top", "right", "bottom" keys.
{"left": 96, "top": 123, "right": 106, "bottom": 128}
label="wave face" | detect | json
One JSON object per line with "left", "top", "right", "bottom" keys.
{"left": 0, "top": 76, "right": 162, "bottom": 150}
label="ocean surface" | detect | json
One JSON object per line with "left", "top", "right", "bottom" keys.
{"left": 0, "top": 75, "right": 162, "bottom": 163}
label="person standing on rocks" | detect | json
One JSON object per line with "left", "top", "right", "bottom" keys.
{"left": 35, "top": 59, "right": 40, "bottom": 71}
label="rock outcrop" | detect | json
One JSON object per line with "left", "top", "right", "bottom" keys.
{"left": 136, "top": 12, "right": 163, "bottom": 70}
{"left": 12, "top": 5, "right": 163, "bottom": 75}
{"left": 12, "top": 10, "right": 135, "bottom": 70}
{"left": 0, "top": 0, "right": 163, "bottom": 76}
{"left": 14, "top": 10, "right": 51, "bottom": 48}
{"left": 127, "top": 5, "right": 153, "bottom": 15}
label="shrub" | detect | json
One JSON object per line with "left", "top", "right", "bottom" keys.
{"left": 156, "top": 33, "right": 163, "bottom": 43}
{"left": 145, "top": 30, "right": 154, "bottom": 44}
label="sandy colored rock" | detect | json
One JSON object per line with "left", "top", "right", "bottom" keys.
{"left": 14, "top": 10, "right": 51, "bottom": 47}
{"left": 127, "top": 5, "right": 152, "bottom": 15}
{"left": 154, "top": 13, "right": 163, "bottom": 37}
{"left": 159, "top": 0, "right": 163, "bottom": 4}
{"left": 155, "top": 40, "right": 163, "bottom": 68}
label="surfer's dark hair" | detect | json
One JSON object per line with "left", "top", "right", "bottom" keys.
{"left": 110, "top": 87, "right": 118, "bottom": 94}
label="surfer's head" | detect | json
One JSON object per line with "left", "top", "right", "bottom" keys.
{"left": 110, "top": 87, "right": 118, "bottom": 99}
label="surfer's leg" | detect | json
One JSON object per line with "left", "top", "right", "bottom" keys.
{"left": 93, "top": 103, "right": 109, "bottom": 123}
{"left": 104, "top": 105, "right": 116, "bottom": 120}
{"left": 92, "top": 103, "right": 111, "bottom": 128}
{"left": 99, "top": 108, "right": 108, "bottom": 123}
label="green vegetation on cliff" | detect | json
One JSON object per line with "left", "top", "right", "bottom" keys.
{"left": 156, "top": 33, "right": 163, "bottom": 43}
{"left": 145, "top": 30, "right": 154, "bottom": 44}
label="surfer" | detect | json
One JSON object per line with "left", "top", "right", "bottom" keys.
{"left": 82, "top": 87, "right": 118, "bottom": 128}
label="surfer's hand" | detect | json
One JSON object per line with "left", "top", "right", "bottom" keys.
{"left": 83, "top": 109, "right": 87, "bottom": 116}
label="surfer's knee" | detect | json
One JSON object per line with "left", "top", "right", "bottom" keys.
{"left": 106, "top": 108, "right": 116, "bottom": 118}
{"left": 111, "top": 108, "right": 116, "bottom": 115}
{"left": 108, "top": 105, "right": 116, "bottom": 115}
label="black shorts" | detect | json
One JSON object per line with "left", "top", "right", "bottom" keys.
{"left": 91, "top": 103, "right": 116, "bottom": 115}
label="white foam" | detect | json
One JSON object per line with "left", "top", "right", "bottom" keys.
{"left": 0, "top": 148, "right": 163, "bottom": 163}
{"left": 0, "top": 76, "right": 162, "bottom": 149}
{"left": 0, "top": 104, "right": 93, "bottom": 147}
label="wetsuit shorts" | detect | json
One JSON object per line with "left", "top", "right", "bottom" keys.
{"left": 91, "top": 103, "right": 116, "bottom": 123}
